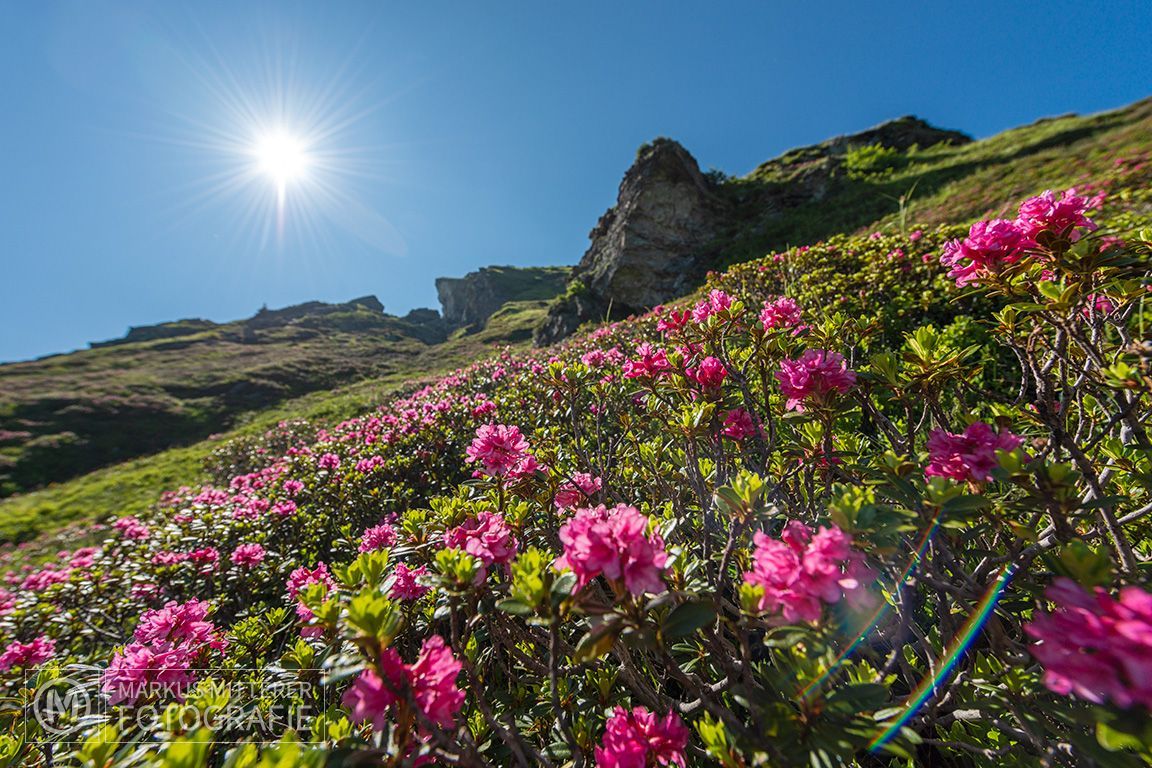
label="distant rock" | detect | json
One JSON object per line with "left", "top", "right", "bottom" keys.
{"left": 90, "top": 296, "right": 393, "bottom": 348}
{"left": 436, "top": 266, "right": 570, "bottom": 331}
{"left": 535, "top": 138, "right": 730, "bottom": 344}
{"left": 400, "top": 308, "right": 449, "bottom": 344}
{"left": 243, "top": 295, "right": 388, "bottom": 331}
{"left": 90, "top": 319, "right": 217, "bottom": 348}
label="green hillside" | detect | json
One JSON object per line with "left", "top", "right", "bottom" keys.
{"left": 714, "top": 97, "right": 1152, "bottom": 266}
{"left": 0, "top": 298, "right": 552, "bottom": 542}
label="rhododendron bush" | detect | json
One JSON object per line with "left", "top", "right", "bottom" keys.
{"left": 1, "top": 186, "right": 1151, "bottom": 767}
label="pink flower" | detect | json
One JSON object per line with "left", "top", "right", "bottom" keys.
{"left": 230, "top": 543, "right": 266, "bottom": 568}
{"left": 594, "top": 706, "right": 689, "bottom": 768}
{"left": 444, "top": 512, "right": 519, "bottom": 569}
{"left": 622, "top": 343, "right": 671, "bottom": 380}
{"left": 582, "top": 350, "right": 608, "bottom": 368}
{"left": 925, "top": 421, "right": 1023, "bottom": 483}
{"left": 287, "top": 562, "right": 337, "bottom": 634}
{"left": 342, "top": 635, "right": 464, "bottom": 733}
{"left": 0, "top": 635, "right": 56, "bottom": 671}
{"left": 775, "top": 350, "right": 856, "bottom": 411}
{"left": 360, "top": 523, "right": 399, "bottom": 553}
{"left": 287, "top": 563, "right": 336, "bottom": 599}
{"left": 465, "top": 424, "right": 533, "bottom": 478}
{"left": 472, "top": 398, "right": 498, "bottom": 418}
{"left": 134, "top": 600, "right": 225, "bottom": 651}
{"left": 187, "top": 548, "right": 219, "bottom": 572}
{"left": 342, "top": 654, "right": 405, "bottom": 732}
{"left": 112, "top": 516, "right": 150, "bottom": 540}
{"left": 760, "top": 296, "right": 803, "bottom": 331}
{"left": 691, "top": 289, "right": 734, "bottom": 324}
{"left": 939, "top": 219, "right": 1031, "bottom": 286}
{"left": 68, "top": 547, "right": 100, "bottom": 569}
{"left": 554, "top": 472, "right": 603, "bottom": 510}
{"left": 743, "top": 521, "right": 873, "bottom": 623}
{"left": 556, "top": 505, "right": 668, "bottom": 596}
{"left": 152, "top": 551, "right": 189, "bottom": 567}
{"left": 1082, "top": 293, "right": 1115, "bottom": 318}
{"left": 687, "top": 357, "right": 727, "bottom": 390}
{"left": 1015, "top": 188, "right": 1100, "bottom": 242}
{"left": 102, "top": 643, "right": 196, "bottom": 706}
{"left": 408, "top": 635, "right": 466, "bottom": 728}
{"left": 1026, "top": 578, "right": 1152, "bottom": 708}
{"left": 283, "top": 479, "right": 304, "bottom": 496}
{"left": 656, "top": 309, "right": 691, "bottom": 335}
{"left": 389, "top": 564, "right": 430, "bottom": 601}
{"left": 317, "top": 453, "right": 341, "bottom": 471}
{"left": 722, "top": 408, "right": 758, "bottom": 440}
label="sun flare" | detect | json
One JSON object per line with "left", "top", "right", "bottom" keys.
{"left": 252, "top": 131, "right": 310, "bottom": 186}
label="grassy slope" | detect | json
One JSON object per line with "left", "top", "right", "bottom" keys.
{"left": 0, "top": 267, "right": 569, "bottom": 498}
{"left": 0, "top": 305, "right": 433, "bottom": 495}
{"left": 0, "top": 300, "right": 550, "bottom": 542}
{"left": 716, "top": 97, "right": 1152, "bottom": 265}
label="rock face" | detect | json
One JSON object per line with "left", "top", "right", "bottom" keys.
{"left": 535, "top": 119, "right": 971, "bottom": 345}
{"left": 535, "top": 138, "right": 730, "bottom": 344}
{"left": 436, "top": 266, "right": 570, "bottom": 331}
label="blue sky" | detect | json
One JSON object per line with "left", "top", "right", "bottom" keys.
{"left": 2, "top": 1, "right": 1150, "bottom": 362}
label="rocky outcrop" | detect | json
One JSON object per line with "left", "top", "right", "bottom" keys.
{"left": 436, "top": 266, "right": 570, "bottom": 331}
{"left": 90, "top": 319, "right": 217, "bottom": 348}
{"left": 243, "top": 295, "right": 386, "bottom": 331}
{"left": 535, "top": 138, "right": 730, "bottom": 344}
{"left": 535, "top": 119, "right": 972, "bottom": 345}
{"left": 748, "top": 116, "right": 971, "bottom": 194}
{"left": 399, "top": 308, "right": 449, "bottom": 344}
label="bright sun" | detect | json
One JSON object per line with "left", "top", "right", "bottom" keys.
{"left": 253, "top": 132, "right": 310, "bottom": 186}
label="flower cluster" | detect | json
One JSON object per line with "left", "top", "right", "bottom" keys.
{"left": 443, "top": 511, "right": 519, "bottom": 574}
{"left": 102, "top": 600, "right": 224, "bottom": 705}
{"left": 554, "top": 472, "right": 603, "bottom": 510}
{"left": 465, "top": 424, "right": 536, "bottom": 478}
{"left": 1026, "top": 579, "right": 1152, "bottom": 709}
{"left": 940, "top": 188, "right": 1100, "bottom": 286}
{"left": 359, "top": 522, "right": 399, "bottom": 553}
{"left": 925, "top": 421, "right": 1023, "bottom": 483}
{"left": 0, "top": 635, "right": 55, "bottom": 672}
{"left": 743, "top": 522, "right": 873, "bottom": 623}
{"left": 229, "top": 543, "right": 266, "bottom": 568}
{"left": 287, "top": 563, "right": 337, "bottom": 635}
{"left": 760, "top": 296, "right": 803, "bottom": 331}
{"left": 775, "top": 350, "right": 856, "bottom": 411}
{"left": 691, "top": 289, "right": 735, "bottom": 324}
{"left": 687, "top": 356, "right": 728, "bottom": 390}
{"left": 623, "top": 343, "right": 672, "bottom": 380}
{"left": 343, "top": 635, "right": 465, "bottom": 733}
{"left": 595, "top": 706, "right": 690, "bottom": 768}
{"left": 556, "top": 505, "right": 669, "bottom": 596}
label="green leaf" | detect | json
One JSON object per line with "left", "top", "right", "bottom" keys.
{"left": 661, "top": 600, "right": 717, "bottom": 641}
{"left": 1097, "top": 720, "right": 1146, "bottom": 752}
{"left": 496, "top": 598, "right": 534, "bottom": 616}
{"left": 574, "top": 617, "right": 623, "bottom": 662}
